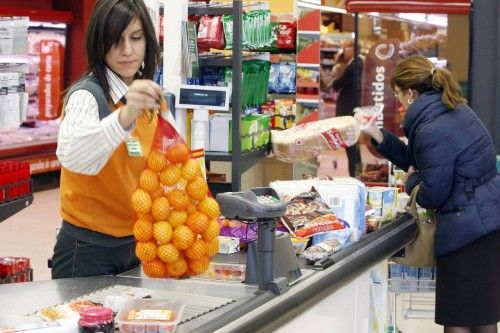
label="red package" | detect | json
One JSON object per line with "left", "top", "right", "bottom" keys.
{"left": 277, "top": 22, "right": 296, "bottom": 49}
{"left": 197, "top": 15, "right": 225, "bottom": 51}
{"left": 130, "top": 100, "right": 221, "bottom": 279}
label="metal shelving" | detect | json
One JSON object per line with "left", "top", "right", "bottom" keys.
{"left": 190, "top": 0, "right": 268, "bottom": 195}
{"left": 0, "top": 194, "right": 34, "bottom": 223}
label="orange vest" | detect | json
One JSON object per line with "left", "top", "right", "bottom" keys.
{"left": 60, "top": 102, "right": 157, "bottom": 237}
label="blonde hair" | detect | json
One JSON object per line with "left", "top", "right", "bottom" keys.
{"left": 390, "top": 55, "right": 466, "bottom": 109}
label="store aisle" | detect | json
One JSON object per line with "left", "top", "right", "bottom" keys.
{"left": 0, "top": 188, "right": 60, "bottom": 281}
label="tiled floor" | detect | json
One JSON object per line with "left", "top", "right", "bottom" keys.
{"left": 2, "top": 189, "right": 496, "bottom": 332}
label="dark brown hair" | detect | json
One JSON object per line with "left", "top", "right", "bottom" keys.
{"left": 390, "top": 55, "right": 466, "bottom": 109}
{"left": 83, "top": 0, "right": 161, "bottom": 99}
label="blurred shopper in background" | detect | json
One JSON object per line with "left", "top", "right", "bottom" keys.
{"left": 322, "top": 40, "right": 363, "bottom": 177}
{"left": 52, "top": 0, "right": 163, "bottom": 278}
{"left": 358, "top": 55, "right": 499, "bottom": 333}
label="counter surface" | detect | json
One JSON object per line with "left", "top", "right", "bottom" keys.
{"left": 0, "top": 214, "right": 417, "bottom": 332}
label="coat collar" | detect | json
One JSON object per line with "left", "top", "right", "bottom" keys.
{"left": 402, "top": 91, "right": 449, "bottom": 137}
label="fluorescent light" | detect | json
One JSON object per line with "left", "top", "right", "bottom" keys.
{"left": 29, "top": 22, "right": 67, "bottom": 29}
{"left": 398, "top": 13, "right": 426, "bottom": 23}
{"left": 298, "top": 1, "right": 348, "bottom": 14}
{"left": 426, "top": 14, "right": 448, "bottom": 27}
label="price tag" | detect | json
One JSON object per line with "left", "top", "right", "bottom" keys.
{"left": 125, "top": 137, "right": 144, "bottom": 157}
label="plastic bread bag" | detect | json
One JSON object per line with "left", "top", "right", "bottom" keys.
{"left": 353, "top": 104, "right": 384, "bottom": 129}
{"left": 130, "top": 98, "right": 221, "bottom": 279}
{"left": 271, "top": 116, "right": 360, "bottom": 163}
{"left": 300, "top": 228, "right": 353, "bottom": 262}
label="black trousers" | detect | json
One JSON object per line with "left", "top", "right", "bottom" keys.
{"left": 51, "top": 228, "right": 140, "bottom": 279}
{"left": 346, "top": 143, "right": 361, "bottom": 177}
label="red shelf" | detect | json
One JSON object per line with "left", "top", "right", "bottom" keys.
{"left": 0, "top": 7, "right": 73, "bottom": 24}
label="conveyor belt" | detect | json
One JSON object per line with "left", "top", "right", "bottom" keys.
{"left": 71, "top": 284, "right": 237, "bottom": 324}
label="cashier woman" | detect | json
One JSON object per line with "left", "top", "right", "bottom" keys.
{"left": 51, "top": 0, "right": 164, "bottom": 278}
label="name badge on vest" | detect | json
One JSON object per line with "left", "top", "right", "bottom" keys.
{"left": 125, "top": 137, "right": 144, "bottom": 157}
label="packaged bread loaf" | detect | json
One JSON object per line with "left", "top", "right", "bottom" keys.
{"left": 271, "top": 116, "right": 360, "bottom": 163}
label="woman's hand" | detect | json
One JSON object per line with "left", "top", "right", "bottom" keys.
{"left": 407, "top": 165, "right": 416, "bottom": 177}
{"left": 354, "top": 112, "right": 384, "bottom": 144}
{"left": 118, "top": 79, "right": 163, "bottom": 129}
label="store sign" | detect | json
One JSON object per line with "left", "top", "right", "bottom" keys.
{"left": 38, "top": 40, "right": 64, "bottom": 120}
{"left": 361, "top": 38, "right": 401, "bottom": 135}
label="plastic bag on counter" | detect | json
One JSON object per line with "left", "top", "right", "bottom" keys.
{"left": 300, "top": 228, "right": 352, "bottom": 262}
{"left": 218, "top": 218, "right": 288, "bottom": 248}
{"left": 271, "top": 116, "right": 360, "bottom": 163}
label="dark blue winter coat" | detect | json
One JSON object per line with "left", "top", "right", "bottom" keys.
{"left": 373, "top": 91, "right": 500, "bottom": 256}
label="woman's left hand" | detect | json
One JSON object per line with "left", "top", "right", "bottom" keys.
{"left": 407, "top": 165, "right": 417, "bottom": 177}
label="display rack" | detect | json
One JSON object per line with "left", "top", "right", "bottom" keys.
{"left": 0, "top": 181, "right": 34, "bottom": 223}
{"left": 188, "top": 1, "right": 270, "bottom": 194}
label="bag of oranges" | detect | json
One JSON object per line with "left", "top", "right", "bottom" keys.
{"left": 130, "top": 100, "right": 221, "bottom": 279}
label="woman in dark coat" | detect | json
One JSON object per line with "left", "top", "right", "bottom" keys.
{"left": 357, "top": 55, "right": 500, "bottom": 333}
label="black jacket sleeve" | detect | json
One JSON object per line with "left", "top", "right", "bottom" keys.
{"left": 370, "top": 129, "right": 412, "bottom": 171}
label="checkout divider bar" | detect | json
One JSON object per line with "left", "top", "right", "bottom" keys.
{"left": 195, "top": 213, "right": 417, "bottom": 333}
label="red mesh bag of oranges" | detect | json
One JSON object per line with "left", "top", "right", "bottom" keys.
{"left": 131, "top": 100, "right": 220, "bottom": 279}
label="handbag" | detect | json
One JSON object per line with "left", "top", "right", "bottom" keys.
{"left": 393, "top": 185, "right": 436, "bottom": 267}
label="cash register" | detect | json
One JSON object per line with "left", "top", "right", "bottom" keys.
{"left": 216, "top": 187, "right": 301, "bottom": 295}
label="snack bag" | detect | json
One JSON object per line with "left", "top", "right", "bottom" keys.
{"left": 130, "top": 99, "right": 221, "bottom": 279}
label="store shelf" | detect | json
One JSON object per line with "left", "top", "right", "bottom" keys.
{"left": 268, "top": 93, "right": 296, "bottom": 100}
{"left": 188, "top": 3, "right": 234, "bottom": 16}
{"left": 205, "top": 151, "right": 232, "bottom": 162}
{"left": 240, "top": 146, "right": 270, "bottom": 174}
{"left": 0, "top": 194, "right": 34, "bottom": 223}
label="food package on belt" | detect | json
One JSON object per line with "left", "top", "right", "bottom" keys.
{"left": 271, "top": 116, "right": 360, "bottom": 163}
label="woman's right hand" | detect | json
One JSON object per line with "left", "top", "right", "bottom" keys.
{"left": 118, "top": 79, "right": 163, "bottom": 129}
{"left": 354, "top": 112, "right": 384, "bottom": 144}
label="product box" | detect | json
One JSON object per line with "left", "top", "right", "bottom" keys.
{"left": 217, "top": 236, "right": 240, "bottom": 254}
{"left": 269, "top": 177, "right": 367, "bottom": 241}
{"left": 208, "top": 114, "right": 231, "bottom": 152}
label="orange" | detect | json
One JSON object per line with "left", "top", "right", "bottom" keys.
{"left": 135, "top": 241, "right": 157, "bottom": 262}
{"left": 186, "top": 203, "right": 197, "bottom": 215}
{"left": 187, "top": 256, "right": 210, "bottom": 275}
{"left": 166, "top": 143, "right": 190, "bottom": 164}
{"left": 197, "top": 197, "right": 220, "bottom": 219}
{"left": 142, "top": 259, "right": 168, "bottom": 278}
{"left": 181, "top": 159, "right": 201, "bottom": 181}
{"left": 133, "top": 218, "right": 154, "bottom": 242}
{"left": 204, "top": 238, "right": 219, "bottom": 257}
{"left": 131, "top": 189, "right": 152, "bottom": 215}
{"left": 166, "top": 257, "right": 188, "bottom": 278}
{"left": 157, "top": 243, "right": 180, "bottom": 263}
{"left": 139, "top": 169, "right": 160, "bottom": 193}
{"left": 159, "top": 164, "right": 181, "bottom": 186}
{"left": 168, "top": 210, "right": 187, "bottom": 228}
{"left": 185, "top": 176, "right": 208, "bottom": 201}
{"left": 186, "top": 211, "right": 209, "bottom": 234}
{"left": 150, "top": 187, "right": 165, "bottom": 200}
{"left": 147, "top": 150, "right": 168, "bottom": 172}
{"left": 184, "top": 238, "right": 207, "bottom": 260}
{"left": 172, "top": 225, "right": 195, "bottom": 250}
{"left": 151, "top": 197, "right": 171, "bottom": 221}
{"left": 166, "top": 189, "right": 190, "bottom": 211}
{"left": 201, "top": 219, "right": 220, "bottom": 241}
{"left": 153, "top": 221, "right": 173, "bottom": 244}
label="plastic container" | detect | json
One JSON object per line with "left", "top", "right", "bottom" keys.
{"left": 78, "top": 306, "right": 114, "bottom": 333}
{"left": 115, "top": 299, "right": 186, "bottom": 333}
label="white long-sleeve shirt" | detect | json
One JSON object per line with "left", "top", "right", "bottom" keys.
{"left": 56, "top": 68, "right": 133, "bottom": 175}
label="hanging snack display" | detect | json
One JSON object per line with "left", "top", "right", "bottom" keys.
{"left": 131, "top": 100, "right": 221, "bottom": 279}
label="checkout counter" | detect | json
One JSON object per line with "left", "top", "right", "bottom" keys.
{"left": 0, "top": 212, "right": 416, "bottom": 332}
